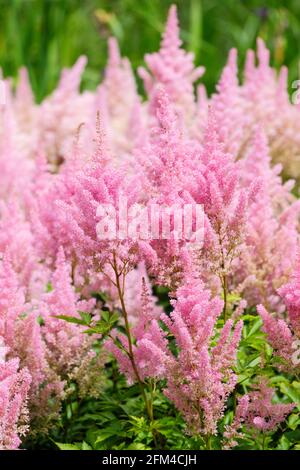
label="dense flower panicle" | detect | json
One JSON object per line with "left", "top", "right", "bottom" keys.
{"left": 0, "top": 354, "right": 31, "bottom": 449}
{"left": 39, "top": 56, "right": 93, "bottom": 166}
{"left": 232, "top": 130, "right": 300, "bottom": 310}
{"left": 258, "top": 304, "right": 298, "bottom": 373}
{"left": 241, "top": 39, "right": 300, "bottom": 180}
{"left": 224, "top": 379, "right": 294, "bottom": 448}
{"left": 38, "top": 248, "right": 107, "bottom": 391}
{"left": 257, "top": 254, "right": 300, "bottom": 373}
{"left": 210, "top": 48, "right": 247, "bottom": 158}
{"left": 125, "top": 276, "right": 243, "bottom": 436}
{"left": 277, "top": 254, "right": 300, "bottom": 336}
{"left": 0, "top": 257, "right": 64, "bottom": 425}
{"left": 189, "top": 111, "right": 261, "bottom": 297}
{"left": 138, "top": 5, "right": 204, "bottom": 126}
{"left": 0, "top": 202, "right": 37, "bottom": 289}
{"left": 99, "top": 37, "right": 139, "bottom": 154}
{"left": 133, "top": 88, "right": 203, "bottom": 287}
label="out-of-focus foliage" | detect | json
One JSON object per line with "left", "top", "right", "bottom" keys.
{"left": 1, "top": 0, "right": 300, "bottom": 100}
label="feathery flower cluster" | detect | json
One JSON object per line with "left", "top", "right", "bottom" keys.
{"left": 224, "top": 379, "right": 295, "bottom": 448}
{"left": 109, "top": 276, "right": 243, "bottom": 437}
{"left": 258, "top": 255, "right": 300, "bottom": 374}
{"left": 0, "top": 350, "right": 31, "bottom": 449}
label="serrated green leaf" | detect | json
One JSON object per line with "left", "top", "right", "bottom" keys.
{"left": 288, "top": 413, "right": 300, "bottom": 430}
{"left": 79, "top": 311, "right": 92, "bottom": 324}
{"left": 277, "top": 435, "right": 291, "bottom": 450}
{"left": 54, "top": 315, "right": 86, "bottom": 325}
{"left": 101, "top": 310, "right": 110, "bottom": 323}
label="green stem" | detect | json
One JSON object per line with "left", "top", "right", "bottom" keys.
{"left": 204, "top": 434, "right": 212, "bottom": 450}
{"left": 112, "top": 253, "right": 157, "bottom": 446}
{"left": 261, "top": 433, "right": 266, "bottom": 450}
{"left": 222, "top": 273, "right": 228, "bottom": 322}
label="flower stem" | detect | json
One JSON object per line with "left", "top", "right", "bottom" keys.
{"left": 112, "top": 253, "right": 157, "bottom": 446}
{"left": 204, "top": 434, "right": 212, "bottom": 450}
{"left": 222, "top": 273, "right": 228, "bottom": 322}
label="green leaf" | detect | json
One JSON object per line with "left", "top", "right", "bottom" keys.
{"left": 37, "top": 315, "right": 45, "bottom": 326}
{"left": 46, "top": 281, "right": 53, "bottom": 292}
{"left": 95, "top": 427, "right": 126, "bottom": 444}
{"left": 127, "top": 443, "right": 151, "bottom": 450}
{"left": 277, "top": 435, "right": 291, "bottom": 450}
{"left": 55, "top": 442, "right": 80, "bottom": 450}
{"left": 81, "top": 441, "right": 92, "bottom": 450}
{"left": 54, "top": 315, "right": 87, "bottom": 325}
{"left": 110, "top": 312, "right": 120, "bottom": 324}
{"left": 279, "top": 383, "right": 300, "bottom": 407}
{"left": 79, "top": 311, "right": 92, "bottom": 324}
{"left": 245, "top": 318, "right": 263, "bottom": 338}
{"left": 288, "top": 413, "right": 300, "bottom": 430}
{"left": 101, "top": 310, "right": 111, "bottom": 323}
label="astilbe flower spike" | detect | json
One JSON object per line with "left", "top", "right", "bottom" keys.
{"left": 258, "top": 304, "right": 298, "bottom": 374}
{"left": 138, "top": 4, "right": 204, "bottom": 126}
{"left": 127, "top": 276, "right": 243, "bottom": 438}
{"left": 257, "top": 253, "right": 300, "bottom": 374}
{"left": 0, "top": 349, "right": 31, "bottom": 450}
{"left": 224, "top": 379, "right": 294, "bottom": 448}
{"left": 277, "top": 252, "right": 300, "bottom": 336}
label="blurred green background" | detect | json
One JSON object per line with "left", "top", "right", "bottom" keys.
{"left": 0, "top": 0, "right": 300, "bottom": 101}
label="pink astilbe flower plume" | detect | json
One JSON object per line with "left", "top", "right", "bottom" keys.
{"left": 233, "top": 130, "right": 300, "bottom": 310}
{"left": 113, "top": 275, "right": 244, "bottom": 437}
{"left": 210, "top": 48, "right": 247, "bottom": 158}
{"left": 257, "top": 252, "right": 300, "bottom": 374}
{"left": 39, "top": 248, "right": 107, "bottom": 400}
{"left": 257, "top": 304, "right": 298, "bottom": 373}
{"left": 40, "top": 248, "right": 95, "bottom": 370}
{"left": 98, "top": 37, "right": 139, "bottom": 155}
{"left": 0, "top": 353, "right": 31, "bottom": 450}
{"left": 39, "top": 56, "right": 93, "bottom": 166}
{"left": 278, "top": 252, "right": 300, "bottom": 337}
{"left": 0, "top": 255, "right": 64, "bottom": 427}
{"left": 224, "top": 379, "right": 294, "bottom": 448}
{"left": 138, "top": 5, "right": 204, "bottom": 126}
{"left": 156, "top": 278, "right": 242, "bottom": 436}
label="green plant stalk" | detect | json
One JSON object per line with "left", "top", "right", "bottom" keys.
{"left": 204, "top": 434, "right": 212, "bottom": 450}
{"left": 222, "top": 273, "right": 228, "bottom": 322}
{"left": 112, "top": 253, "right": 158, "bottom": 446}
